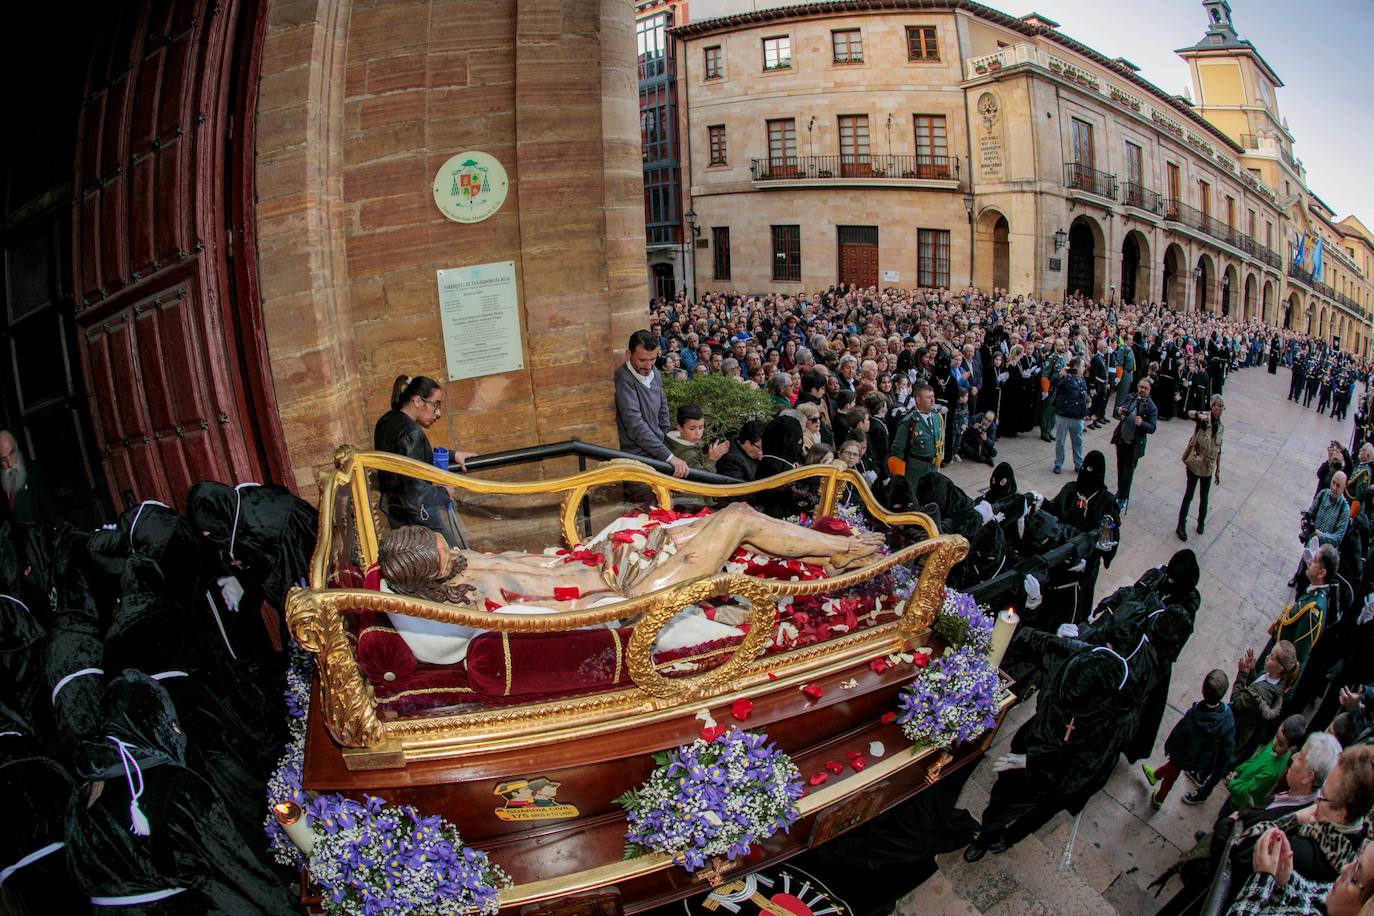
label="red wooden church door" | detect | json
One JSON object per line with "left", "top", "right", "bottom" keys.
{"left": 73, "top": 0, "right": 286, "bottom": 512}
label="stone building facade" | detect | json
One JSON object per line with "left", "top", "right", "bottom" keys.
{"left": 255, "top": 0, "right": 649, "bottom": 498}
{"left": 672, "top": 0, "right": 1371, "bottom": 352}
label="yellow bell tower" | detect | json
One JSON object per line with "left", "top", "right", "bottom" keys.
{"left": 1176, "top": 1, "right": 1290, "bottom": 159}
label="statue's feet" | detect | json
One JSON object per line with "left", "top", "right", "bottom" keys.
{"left": 829, "top": 532, "right": 885, "bottom": 570}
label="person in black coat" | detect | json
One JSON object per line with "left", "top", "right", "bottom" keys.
{"left": 1155, "top": 338, "right": 1180, "bottom": 421}
{"left": 1112, "top": 378, "right": 1159, "bottom": 512}
{"left": 1035, "top": 450, "right": 1119, "bottom": 627}
{"left": 715, "top": 419, "right": 764, "bottom": 483}
{"left": 375, "top": 374, "right": 471, "bottom": 546}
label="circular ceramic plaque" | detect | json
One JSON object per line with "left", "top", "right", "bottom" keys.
{"left": 432, "top": 151, "right": 509, "bottom": 224}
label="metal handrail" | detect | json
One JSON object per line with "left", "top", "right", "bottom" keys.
{"left": 457, "top": 437, "right": 737, "bottom": 485}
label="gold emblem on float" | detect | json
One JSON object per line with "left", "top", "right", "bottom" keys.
{"left": 492, "top": 776, "right": 580, "bottom": 821}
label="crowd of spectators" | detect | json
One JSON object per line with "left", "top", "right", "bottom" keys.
{"left": 616, "top": 282, "right": 1374, "bottom": 916}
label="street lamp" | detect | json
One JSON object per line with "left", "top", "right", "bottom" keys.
{"left": 684, "top": 209, "right": 700, "bottom": 303}
{"left": 1052, "top": 229, "right": 1067, "bottom": 252}
{"left": 964, "top": 192, "right": 975, "bottom": 287}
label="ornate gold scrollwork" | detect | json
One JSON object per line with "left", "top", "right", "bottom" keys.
{"left": 286, "top": 587, "right": 385, "bottom": 747}
{"left": 899, "top": 535, "right": 968, "bottom": 638}
{"left": 625, "top": 575, "right": 778, "bottom": 702}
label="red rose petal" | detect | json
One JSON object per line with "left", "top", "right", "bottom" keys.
{"left": 912, "top": 653, "right": 930, "bottom": 668}
{"left": 553, "top": 586, "right": 580, "bottom": 602}
{"left": 801, "top": 684, "right": 823, "bottom": 701}
{"left": 880, "top": 711, "right": 898, "bottom": 724}
{"left": 846, "top": 750, "right": 863, "bottom": 759}
{"left": 483, "top": 598, "right": 502, "bottom": 612}
{"left": 824, "top": 760, "right": 844, "bottom": 775}
{"left": 808, "top": 771, "right": 830, "bottom": 786}
{"left": 766, "top": 672, "right": 779, "bottom": 681}
{"left": 869, "top": 658, "right": 889, "bottom": 674}
{"left": 699, "top": 725, "right": 727, "bottom": 742}
{"left": 850, "top": 757, "right": 868, "bottom": 771}
{"left": 730, "top": 699, "right": 754, "bottom": 722}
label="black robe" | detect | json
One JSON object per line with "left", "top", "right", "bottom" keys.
{"left": 64, "top": 671, "right": 297, "bottom": 915}
{"left": 1155, "top": 343, "right": 1179, "bottom": 421}
{"left": 1080, "top": 563, "right": 1201, "bottom": 762}
{"left": 0, "top": 714, "right": 85, "bottom": 914}
{"left": 185, "top": 482, "right": 318, "bottom": 615}
{"left": 1038, "top": 467, "right": 1117, "bottom": 628}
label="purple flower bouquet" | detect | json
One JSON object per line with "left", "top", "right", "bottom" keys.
{"left": 617, "top": 729, "right": 803, "bottom": 872}
{"left": 896, "top": 646, "right": 1003, "bottom": 750}
{"left": 931, "top": 588, "right": 995, "bottom": 652}
{"left": 266, "top": 645, "right": 510, "bottom": 914}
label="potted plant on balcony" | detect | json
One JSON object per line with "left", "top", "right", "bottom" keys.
{"left": 974, "top": 62, "right": 988, "bottom": 74}
{"left": 988, "top": 58, "right": 1002, "bottom": 71}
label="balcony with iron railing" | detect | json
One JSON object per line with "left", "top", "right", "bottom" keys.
{"left": 1064, "top": 162, "right": 1116, "bottom": 200}
{"left": 1121, "top": 180, "right": 1163, "bottom": 214}
{"left": 1164, "top": 200, "right": 1283, "bottom": 269}
{"left": 750, "top": 154, "right": 959, "bottom": 184}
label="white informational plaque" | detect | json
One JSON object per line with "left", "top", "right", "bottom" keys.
{"left": 436, "top": 261, "right": 525, "bottom": 381}
{"left": 882, "top": 270, "right": 900, "bottom": 282}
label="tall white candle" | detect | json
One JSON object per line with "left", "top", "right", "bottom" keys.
{"left": 273, "top": 802, "right": 318, "bottom": 856}
{"left": 988, "top": 608, "right": 1019, "bottom": 672}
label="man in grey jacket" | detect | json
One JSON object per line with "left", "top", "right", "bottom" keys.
{"left": 614, "top": 329, "right": 690, "bottom": 477}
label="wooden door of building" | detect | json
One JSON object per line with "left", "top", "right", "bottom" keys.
{"left": 837, "top": 226, "right": 878, "bottom": 289}
{"left": 72, "top": 0, "right": 287, "bottom": 512}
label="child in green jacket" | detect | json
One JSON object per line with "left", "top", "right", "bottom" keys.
{"left": 1224, "top": 713, "right": 1307, "bottom": 814}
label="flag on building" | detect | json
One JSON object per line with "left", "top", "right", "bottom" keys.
{"left": 1312, "top": 238, "right": 1324, "bottom": 280}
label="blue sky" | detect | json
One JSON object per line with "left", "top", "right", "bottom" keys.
{"left": 999, "top": 0, "right": 1374, "bottom": 221}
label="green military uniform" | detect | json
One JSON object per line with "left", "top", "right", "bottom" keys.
{"left": 1040, "top": 352, "right": 1067, "bottom": 439}
{"left": 894, "top": 409, "right": 943, "bottom": 504}
{"left": 1348, "top": 461, "right": 1372, "bottom": 514}
{"left": 1264, "top": 584, "right": 1327, "bottom": 671}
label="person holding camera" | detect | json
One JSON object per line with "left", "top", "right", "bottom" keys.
{"left": 1177, "top": 394, "right": 1225, "bottom": 541}
{"left": 1051, "top": 356, "right": 1088, "bottom": 475}
{"left": 1111, "top": 376, "right": 1159, "bottom": 514}
{"left": 1288, "top": 474, "right": 1349, "bottom": 594}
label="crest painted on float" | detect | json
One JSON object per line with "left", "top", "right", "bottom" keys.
{"left": 433, "top": 150, "right": 509, "bottom": 224}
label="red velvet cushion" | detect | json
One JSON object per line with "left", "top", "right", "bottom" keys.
{"left": 355, "top": 611, "right": 418, "bottom": 683}
{"left": 465, "top": 627, "right": 633, "bottom": 703}
{"left": 372, "top": 661, "right": 476, "bottom": 715}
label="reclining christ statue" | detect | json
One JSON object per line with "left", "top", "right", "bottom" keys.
{"left": 379, "top": 502, "right": 885, "bottom": 613}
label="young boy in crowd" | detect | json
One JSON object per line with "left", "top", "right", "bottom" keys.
{"left": 946, "top": 390, "right": 969, "bottom": 464}
{"left": 1142, "top": 669, "right": 1236, "bottom": 809}
{"left": 666, "top": 404, "right": 729, "bottom": 508}
{"left": 1222, "top": 713, "right": 1306, "bottom": 815}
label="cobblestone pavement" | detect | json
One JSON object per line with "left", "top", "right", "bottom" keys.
{"left": 895, "top": 364, "right": 1347, "bottom": 915}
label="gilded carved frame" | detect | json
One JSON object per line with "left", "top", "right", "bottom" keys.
{"left": 285, "top": 448, "right": 967, "bottom": 765}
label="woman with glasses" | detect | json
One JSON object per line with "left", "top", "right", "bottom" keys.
{"left": 374, "top": 374, "right": 473, "bottom": 546}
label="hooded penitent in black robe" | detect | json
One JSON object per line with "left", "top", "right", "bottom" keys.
{"left": 46, "top": 622, "right": 106, "bottom": 770}
{"left": 973, "top": 644, "right": 1138, "bottom": 850}
{"left": 184, "top": 481, "right": 319, "bottom": 614}
{"left": 63, "top": 671, "right": 297, "bottom": 915}
{"left": 0, "top": 705, "right": 86, "bottom": 914}
{"left": 1038, "top": 450, "right": 1118, "bottom": 627}
{"left": 1081, "top": 549, "right": 1201, "bottom": 762}
{"left": 0, "top": 535, "right": 47, "bottom": 738}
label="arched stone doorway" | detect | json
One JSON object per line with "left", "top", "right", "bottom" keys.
{"left": 1220, "top": 264, "right": 1238, "bottom": 317}
{"left": 1066, "top": 215, "right": 1104, "bottom": 300}
{"left": 1243, "top": 273, "right": 1257, "bottom": 321}
{"left": 1284, "top": 293, "right": 1299, "bottom": 330}
{"left": 1162, "top": 243, "right": 1187, "bottom": 310}
{"left": 1195, "top": 253, "right": 1214, "bottom": 314}
{"left": 974, "top": 209, "right": 1010, "bottom": 292}
{"left": 1120, "top": 230, "right": 1151, "bottom": 304}
{"left": 1263, "top": 280, "right": 1275, "bottom": 324}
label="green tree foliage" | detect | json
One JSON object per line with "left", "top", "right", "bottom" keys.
{"left": 662, "top": 373, "right": 778, "bottom": 443}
